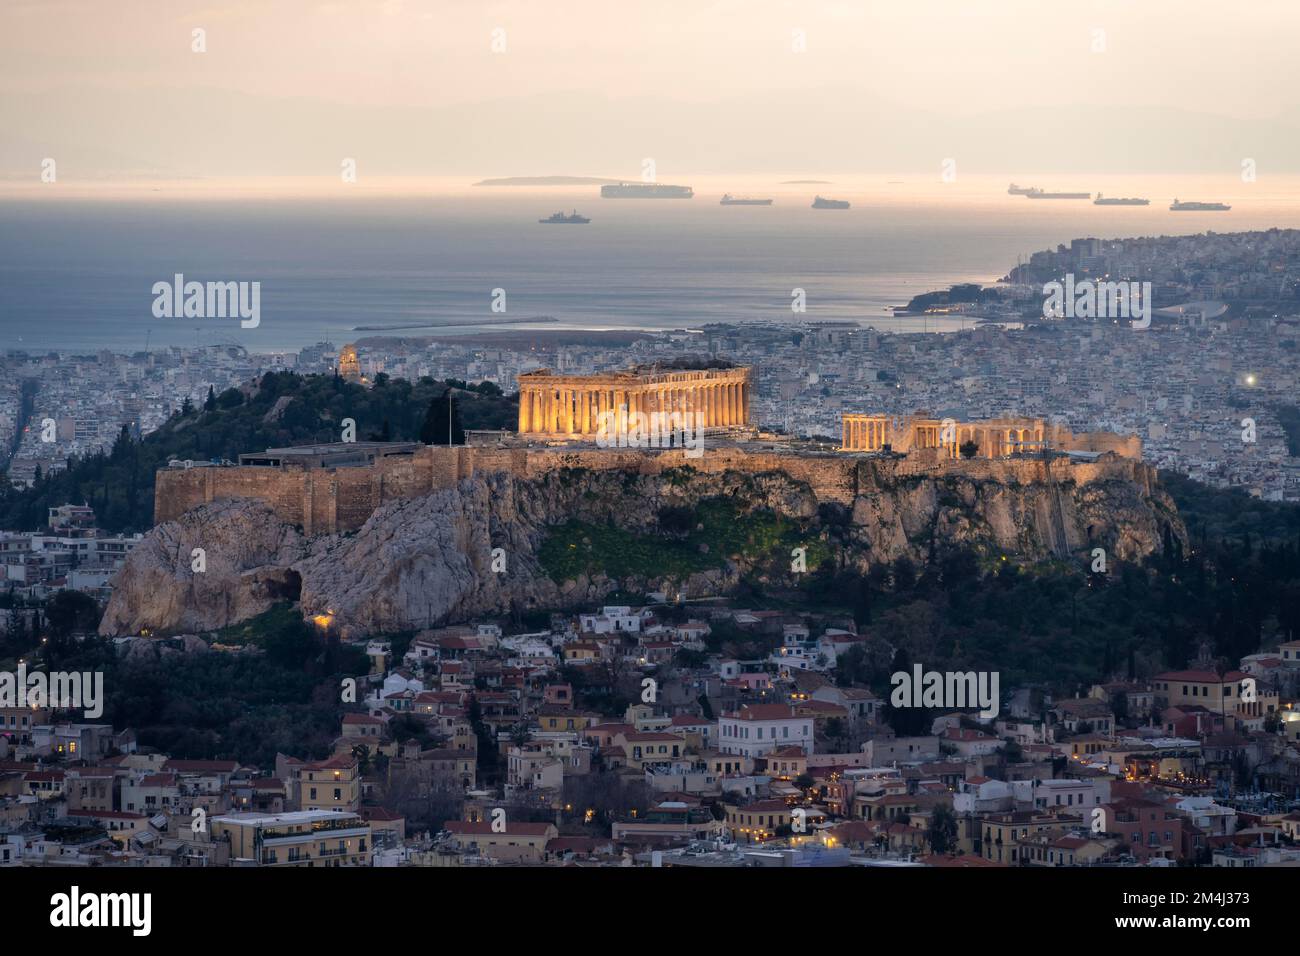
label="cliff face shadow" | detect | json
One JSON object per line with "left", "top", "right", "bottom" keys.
{"left": 265, "top": 568, "right": 302, "bottom": 602}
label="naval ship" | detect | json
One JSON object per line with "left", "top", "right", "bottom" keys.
{"left": 1170, "top": 199, "right": 1231, "bottom": 211}
{"left": 1094, "top": 194, "right": 1150, "bottom": 205}
{"left": 600, "top": 182, "right": 694, "bottom": 198}
{"left": 812, "top": 196, "right": 850, "bottom": 209}
{"left": 720, "top": 194, "right": 773, "bottom": 205}
{"left": 539, "top": 210, "right": 590, "bottom": 224}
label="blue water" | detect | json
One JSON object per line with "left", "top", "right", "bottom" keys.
{"left": 1, "top": 184, "right": 1296, "bottom": 352}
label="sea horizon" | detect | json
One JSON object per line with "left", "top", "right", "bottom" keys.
{"left": 3, "top": 172, "right": 1299, "bottom": 353}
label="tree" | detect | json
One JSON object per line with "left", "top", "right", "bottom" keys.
{"left": 351, "top": 743, "right": 372, "bottom": 776}
{"left": 203, "top": 386, "right": 217, "bottom": 412}
{"left": 180, "top": 396, "right": 195, "bottom": 416}
{"left": 44, "top": 590, "right": 101, "bottom": 638}
{"left": 110, "top": 424, "right": 133, "bottom": 462}
{"left": 419, "top": 390, "right": 465, "bottom": 445}
{"left": 823, "top": 716, "right": 847, "bottom": 750}
{"left": 959, "top": 440, "right": 979, "bottom": 459}
{"left": 927, "top": 804, "right": 959, "bottom": 855}
{"left": 891, "top": 556, "right": 917, "bottom": 592}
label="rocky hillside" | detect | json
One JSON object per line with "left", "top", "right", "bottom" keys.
{"left": 100, "top": 459, "right": 1184, "bottom": 638}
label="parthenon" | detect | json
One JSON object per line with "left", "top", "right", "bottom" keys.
{"left": 841, "top": 413, "right": 1141, "bottom": 459}
{"left": 517, "top": 364, "right": 752, "bottom": 437}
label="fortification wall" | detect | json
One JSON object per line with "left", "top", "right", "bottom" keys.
{"left": 156, "top": 467, "right": 310, "bottom": 528}
{"left": 154, "top": 442, "right": 1154, "bottom": 536}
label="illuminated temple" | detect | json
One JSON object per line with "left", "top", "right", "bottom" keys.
{"left": 516, "top": 364, "right": 752, "bottom": 437}
{"left": 840, "top": 413, "right": 1141, "bottom": 459}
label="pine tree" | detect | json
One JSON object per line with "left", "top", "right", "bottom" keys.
{"left": 419, "top": 390, "right": 464, "bottom": 445}
{"left": 204, "top": 385, "right": 217, "bottom": 412}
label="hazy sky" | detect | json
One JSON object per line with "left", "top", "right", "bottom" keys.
{"left": 5, "top": 0, "right": 1300, "bottom": 179}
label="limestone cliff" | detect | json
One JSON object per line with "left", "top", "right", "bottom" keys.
{"left": 97, "top": 498, "right": 304, "bottom": 636}
{"left": 101, "top": 456, "right": 1184, "bottom": 638}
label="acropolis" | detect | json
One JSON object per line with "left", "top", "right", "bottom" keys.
{"left": 153, "top": 361, "right": 1145, "bottom": 535}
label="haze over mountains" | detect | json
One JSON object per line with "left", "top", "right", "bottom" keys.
{"left": 6, "top": 0, "right": 1300, "bottom": 184}
{"left": 4, "top": 84, "right": 1299, "bottom": 181}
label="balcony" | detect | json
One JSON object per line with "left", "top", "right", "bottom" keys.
{"left": 261, "top": 824, "right": 368, "bottom": 844}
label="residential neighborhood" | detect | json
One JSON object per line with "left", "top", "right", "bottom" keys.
{"left": 5, "top": 601, "right": 1300, "bottom": 869}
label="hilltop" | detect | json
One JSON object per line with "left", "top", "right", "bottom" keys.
{"left": 103, "top": 450, "right": 1183, "bottom": 639}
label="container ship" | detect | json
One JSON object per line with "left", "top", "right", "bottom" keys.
{"left": 539, "top": 210, "right": 590, "bottom": 224}
{"left": 1170, "top": 199, "right": 1231, "bottom": 211}
{"left": 1094, "top": 194, "right": 1150, "bottom": 205}
{"left": 720, "top": 194, "right": 773, "bottom": 205}
{"left": 1025, "top": 189, "right": 1091, "bottom": 199}
{"left": 812, "top": 196, "right": 850, "bottom": 209}
{"left": 600, "top": 182, "right": 694, "bottom": 199}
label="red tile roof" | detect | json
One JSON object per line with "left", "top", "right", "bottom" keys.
{"left": 67, "top": 809, "right": 146, "bottom": 821}
{"left": 1154, "top": 670, "right": 1248, "bottom": 683}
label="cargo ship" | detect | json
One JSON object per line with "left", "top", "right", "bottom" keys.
{"left": 720, "top": 194, "right": 773, "bottom": 205}
{"left": 1094, "top": 194, "right": 1150, "bottom": 205}
{"left": 1007, "top": 183, "right": 1038, "bottom": 195}
{"left": 1025, "top": 189, "right": 1091, "bottom": 199}
{"left": 812, "top": 196, "right": 850, "bottom": 209}
{"left": 539, "top": 210, "right": 590, "bottom": 224}
{"left": 600, "top": 182, "right": 694, "bottom": 199}
{"left": 1170, "top": 198, "right": 1231, "bottom": 211}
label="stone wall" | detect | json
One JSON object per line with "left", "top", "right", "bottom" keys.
{"left": 155, "top": 443, "right": 1157, "bottom": 536}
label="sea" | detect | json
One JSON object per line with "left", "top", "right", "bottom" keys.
{"left": 2, "top": 173, "right": 1299, "bottom": 353}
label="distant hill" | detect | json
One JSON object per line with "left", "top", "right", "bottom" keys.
{"left": 473, "top": 176, "right": 622, "bottom": 186}
{"left": 899, "top": 283, "right": 994, "bottom": 314}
